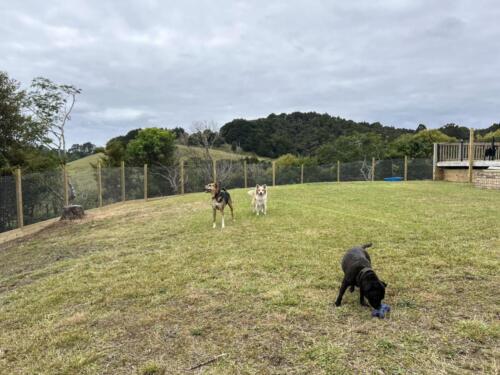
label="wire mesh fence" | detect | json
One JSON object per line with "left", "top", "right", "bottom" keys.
{"left": 247, "top": 161, "right": 273, "bottom": 187}
{"left": 22, "top": 170, "right": 64, "bottom": 226}
{"left": 0, "top": 175, "right": 17, "bottom": 233}
{"left": 67, "top": 168, "right": 98, "bottom": 209}
{"left": 0, "top": 157, "right": 433, "bottom": 233}
{"left": 304, "top": 164, "right": 338, "bottom": 183}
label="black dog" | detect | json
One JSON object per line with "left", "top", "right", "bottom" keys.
{"left": 484, "top": 147, "right": 496, "bottom": 161}
{"left": 334, "top": 243, "right": 387, "bottom": 309}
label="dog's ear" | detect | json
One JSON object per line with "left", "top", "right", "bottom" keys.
{"left": 256, "top": 184, "right": 260, "bottom": 189}
{"left": 262, "top": 184, "right": 267, "bottom": 189}
{"left": 381, "top": 281, "right": 387, "bottom": 288}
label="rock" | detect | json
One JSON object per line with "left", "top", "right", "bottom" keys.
{"left": 60, "top": 205, "right": 85, "bottom": 220}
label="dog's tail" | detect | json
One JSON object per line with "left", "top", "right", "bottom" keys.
{"left": 361, "top": 242, "right": 373, "bottom": 249}
{"left": 247, "top": 190, "right": 255, "bottom": 196}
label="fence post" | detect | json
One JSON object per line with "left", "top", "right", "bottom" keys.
{"left": 243, "top": 160, "right": 247, "bottom": 188}
{"left": 468, "top": 128, "right": 474, "bottom": 183}
{"left": 15, "top": 168, "right": 24, "bottom": 228}
{"left": 121, "top": 161, "right": 125, "bottom": 202}
{"left": 144, "top": 164, "right": 148, "bottom": 200}
{"left": 97, "top": 162, "right": 103, "bottom": 207}
{"left": 371, "top": 157, "right": 375, "bottom": 181}
{"left": 300, "top": 164, "right": 304, "bottom": 184}
{"left": 212, "top": 159, "right": 217, "bottom": 183}
{"left": 404, "top": 156, "right": 408, "bottom": 181}
{"left": 180, "top": 159, "right": 185, "bottom": 195}
{"left": 272, "top": 161, "right": 276, "bottom": 187}
{"left": 433, "top": 144, "right": 438, "bottom": 181}
{"left": 337, "top": 160, "right": 340, "bottom": 182}
{"left": 63, "top": 164, "right": 69, "bottom": 206}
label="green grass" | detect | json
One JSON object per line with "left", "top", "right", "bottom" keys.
{"left": 176, "top": 145, "right": 265, "bottom": 161}
{"left": 67, "top": 153, "right": 105, "bottom": 174}
{"left": 0, "top": 182, "right": 498, "bottom": 374}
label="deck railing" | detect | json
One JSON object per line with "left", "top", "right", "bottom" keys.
{"left": 436, "top": 142, "right": 499, "bottom": 162}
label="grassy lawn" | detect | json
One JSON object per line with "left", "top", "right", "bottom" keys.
{"left": 0, "top": 182, "right": 498, "bottom": 374}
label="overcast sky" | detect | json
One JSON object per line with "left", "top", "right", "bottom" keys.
{"left": 1, "top": 0, "right": 499, "bottom": 146}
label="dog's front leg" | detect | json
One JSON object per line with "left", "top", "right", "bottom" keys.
{"left": 212, "top": 208, "right": 217, "bottom": 229}
{"left": 221, "top": 209, "right": 225, "bottom": 229}
{"left": 335, "top": 279, "right": 349, "bottom": 307}
{"left": 359, "top": 290, "right": 368, "bottom": 306}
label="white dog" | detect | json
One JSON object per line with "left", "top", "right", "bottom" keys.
{"left": 248, "top": 184, "right": 267, "bottom": 215}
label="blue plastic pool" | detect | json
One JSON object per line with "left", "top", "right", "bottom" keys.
{"left": 383, "top": 177, "right": 403, "bottom": 181}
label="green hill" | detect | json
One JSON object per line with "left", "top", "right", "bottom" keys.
{"left": 0, "top": 182, "right": 498, "bottom": 374}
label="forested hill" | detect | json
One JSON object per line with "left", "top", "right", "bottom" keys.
{"left": 220, "top": 112, "right": 414, "bottom": 158}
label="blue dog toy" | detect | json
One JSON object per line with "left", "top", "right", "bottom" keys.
{"left": 371, "top": 303, "right": 391, "bottom": 318}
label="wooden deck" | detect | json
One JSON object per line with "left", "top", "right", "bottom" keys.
{"left": 436, "top": 142, "right": 499, "bottom": 164}
{"left": 437, "top": 160, "right": 500, "bottom": 168}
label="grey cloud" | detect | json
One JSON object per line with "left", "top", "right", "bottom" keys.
{"left": 0, "top": 0, "right": 499, "bottom": 146}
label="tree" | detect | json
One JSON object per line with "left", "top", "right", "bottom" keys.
{"left": 315, "top": 133, "right": 387, "bottom": 164}
{"left": 26, "top": 77, "right": 81, "bottom": 162}
{"left": 439, "top": 123, "right": 469, "bottom": 140}
{"left": 125, "top": 128, "right": 176, "bottom": 166}
{"left": 189, "top": 121, "right": 224, "bottom": 162}
{"left": 388, "top": 130, "right": 456, "bottom": 158}
{"left": 416, "top": 124, "right": 427, "bottom": 132}
{"left": 0, "top": 71, "right": 54, "bottom": 172}
{"left": 67, "top": 142, "right": 97, "bottom": 161}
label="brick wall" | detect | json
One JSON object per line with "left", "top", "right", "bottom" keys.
{"left": 474, "top": 170, "right": 500, "bottom": 190}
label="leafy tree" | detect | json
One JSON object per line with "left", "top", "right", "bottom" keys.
{"left": 476, "top": 123, "right": 500, "bottom": 137}
{"left": 67, "top": 142, "right": 97, "bottom": 161}
{"left": 388, "top": 130, "right": 456, "bottom": 158}
{"left": 0, "top": 71, "right": 57, "bottom": 172}
{"left": 103, "top": 128, "right": 141, "bottom": 166}
{"left": 439, "top": 123, "right": 469, "bottom": 140}
{"left": 416, "top": 124, "right": 427, "bottom": 132}
{"left": 477, "top": 128, "right": 500, "bottom": 142}
{"left": 315, "top": 133, "right": 387, "bottom": 163}
{"left": 125, "top": 128, "right": 176, "bottom": 166}
{"left": 26, "top": 77, "right": 81, "bottom": 161}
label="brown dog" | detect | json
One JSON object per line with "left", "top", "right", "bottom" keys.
{"left": 204, "top": 182, "right": 234, "bottom": 229}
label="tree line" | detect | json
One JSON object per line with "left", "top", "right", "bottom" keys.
{"left": 220, "top": 112, "right": 500, "bottom": 163}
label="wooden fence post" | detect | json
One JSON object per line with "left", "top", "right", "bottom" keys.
{"left": 272, "top": 161, "right": 276, "bottom": 187}
{"left": 180, "top": 159, "right": 185, "bottom": 195}
{"left": 97, "top": 162, "right": 102, "bottom": 207}
{"left": 144, "top": 164, "right": 148, "bottom": 200}
{"left": 243, "top": 160, "right": 247, "bottom": 188}
{"left": 337, "top": 160, "right": 340, "bottom": 182}
{"left": 63, "top": 164, "right": 69, "bottom": 206}
{"left": 121, "top": 161, "right": 125, "bottom": 202}
{"left": 468, "top": 128, "right": 474, "bottom": 183}
{"left": 432, "top": 144, "right": 438, "bottom": 181}
{"left": 371, "top": 157, "right": 375, "bottom": 181}
{"left": 212, "top": 159, "right": 217, "bottom": 183}
{"left": 404, "top": 156, "right": 408, "bottom": 181}
{"left": 301, "top": 164, "right": 304, "bottom": 184}
{"left": 15, "top": 168, "right": 23, "bottom": 228}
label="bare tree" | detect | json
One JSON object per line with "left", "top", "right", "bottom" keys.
{"left": 190, "top": 120, "right": 220, "bottom": 162}
{"left": 149, "top": 161, "right": 188, "bottom": 194}
{"left": 26, "top": 77, "right": 81, "bottom": 161}
{"left": 360, "top": 157, "right": 379, "bottom": 181}
{"left": 215, "top": 159, "right": 235, "bottom": 185}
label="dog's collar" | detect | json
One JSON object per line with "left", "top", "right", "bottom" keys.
{"left": 356, "top": 267, "right": 372, "bottom": 285}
